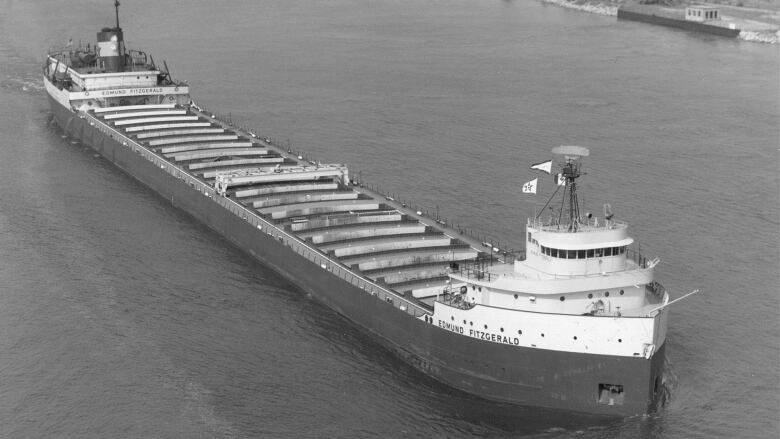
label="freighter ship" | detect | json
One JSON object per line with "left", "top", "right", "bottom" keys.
{"left": 43, "top": 2, "right": 676, "bottom": 416}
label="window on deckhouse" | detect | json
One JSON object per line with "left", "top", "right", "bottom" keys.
{"left": 539, "top": 245, "right": 627, "bottom": 260}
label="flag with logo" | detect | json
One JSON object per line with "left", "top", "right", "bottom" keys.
{"left": 556, "top": 173, "right": 566, "bottom": 186}
{"left": 522, "top": 178, "right": 538, "bottom": 194}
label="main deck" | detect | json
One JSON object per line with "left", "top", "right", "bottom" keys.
{"left": 86, "top": 103, "right": 510, "bottom": 307}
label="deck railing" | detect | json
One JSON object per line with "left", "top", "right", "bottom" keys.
{"left": 451, "top": 266, "right": 496, "bottom": 283}
{"left": 530, "top": 217, "right": 628, "bottom": 233}
{"left": 82, "top": 111, "right": 431, "bottom": 318}
{"left": 448, "top": 243, "right": 653, "bottom": 284}
{"left": 438, "top": 290, "right": 476, "bottom": 310}
{"left": 626, "top": 247, "right": 652, "bottom": 269}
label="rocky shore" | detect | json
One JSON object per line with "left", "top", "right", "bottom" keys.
{"left": 541, "top": 0, "right": 780, "bottom": 43}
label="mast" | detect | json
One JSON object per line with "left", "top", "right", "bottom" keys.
{"left": 551, "top": 146, "right": 589, "bottom": 232}
{"left": 114, "top": 0, "right": 121, "bottom": 30}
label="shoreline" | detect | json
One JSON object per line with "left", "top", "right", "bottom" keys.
{"left": 540, "top": 0, "right": 780, "bottom": 43}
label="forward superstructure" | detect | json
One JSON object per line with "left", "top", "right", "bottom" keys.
{"left": 436, "top": 147, "right": 669, "bottom": 407}
{"left": 42, "top": 2, "right": 678, "bottom": 416}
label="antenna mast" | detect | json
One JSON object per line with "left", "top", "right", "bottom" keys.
{"left": 551, "top": 146, "right": 589, "bottom": 232}
{"left": 114, "top": 0, "right": 121, "bottom": 29}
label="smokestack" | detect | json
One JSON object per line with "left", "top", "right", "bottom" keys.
{"left": 97, "top": 27, "right": 125, "bottom": 72}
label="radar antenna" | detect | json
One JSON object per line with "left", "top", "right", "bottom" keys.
{"left": 551, "top": 145, "right": 589, "bottom": 232}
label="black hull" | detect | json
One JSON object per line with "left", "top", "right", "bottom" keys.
{"left": 48, "top": 93, "right": 666, "bottom": 416}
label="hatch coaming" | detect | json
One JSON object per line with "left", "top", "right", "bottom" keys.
{"left": 73, "top": 102, "right": 486, "bottom": 303}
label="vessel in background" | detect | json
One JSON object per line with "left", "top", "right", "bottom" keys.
{"left": 617, "top": 3, "right": 741, "bottom": 38}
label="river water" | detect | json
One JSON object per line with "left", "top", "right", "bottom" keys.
{"left": 0, "top": 0, "right": 777, "bottom": 437}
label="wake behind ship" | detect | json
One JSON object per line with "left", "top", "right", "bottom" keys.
{"left": 42, "top": 2, "right": 682, "bottom": 416}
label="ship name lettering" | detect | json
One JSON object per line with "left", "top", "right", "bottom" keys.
{"left": 97, "top": 87, "right": 166, "bottom": 97}
{"left": 130, "top": 87, "right": 165, "bottom": 95}
{"left": 437, "top": 320, "right": 464, "bottom": 334}
{"left": 469, "top": 329, "right": 520, "bottom": 346}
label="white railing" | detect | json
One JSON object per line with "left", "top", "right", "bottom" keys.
{"left": 83, "top": 111, "right": 430, "bottom": 318}
{"left": 529, "top": 217, "right": 628, "bottom": 232}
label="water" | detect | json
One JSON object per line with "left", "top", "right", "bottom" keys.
{"left": 0, "top": 0, "right": 777, "bottom": 437}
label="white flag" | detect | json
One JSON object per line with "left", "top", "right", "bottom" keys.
{"left": 530, "top": 160, "right": 552, "bottom": 174}
{"left": 522, "top": 178, "right": 538, "bottom": 194}
{"left": 556, "top": 173, "right": 566, "bottom": 186}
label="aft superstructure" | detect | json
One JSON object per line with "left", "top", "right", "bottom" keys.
{"left": 43, "top": 1, "right": 190, "bottom": 114}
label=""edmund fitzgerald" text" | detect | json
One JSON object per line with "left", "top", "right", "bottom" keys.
{"left": 438, "top": 319, "right": 520, "bottom": 346}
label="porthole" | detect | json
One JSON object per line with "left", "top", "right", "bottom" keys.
{"left": 478, "top": 287, "right": 482, "bottom": 292}
{"left": 451, "top": 316, "right": 454, "bottom": 321}
{"left": 620, "top": 290, "right": 624, "bottom": 295}
{"left": 605, "top": 291, "right": 610, "bottom": 297}
{"left": 500, "top": 327, "right": 504, "bottom": 332}
{"left": 483, "top": 324, "right": 488, "bottom": 330}
{"left": 471, "top": 285, "right": 475, "bottom": 291}
{"left": 469, "top": 321, "right": 473, "bottom": 326}
{"left": 518, "top": 330, "right": 523, "bottom": 335}
{"left": 514, "top": 294, "right": 518, "bottom": 299}
{"left": 463, "top": 320, "right": 467, "bottom": 324}
{"left": 541, "top": 333, "right": 545, "bottom": 337}
{"left": 588, "top": 293, "right": 593, "bottom": 299}
{"left": 618, "top": 338, "right": 622, "bottom": 343}
{"left": 573, "top": 336, "right": 578, "bottom": 340}
{"left": 560, "top": 296, "right": 565, "bottom": 302}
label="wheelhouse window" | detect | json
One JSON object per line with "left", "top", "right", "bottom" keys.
{"left": 539, "top": 245, "right": 627, "bottom": 260}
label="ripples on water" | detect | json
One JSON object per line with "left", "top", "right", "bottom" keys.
{"left": 0, "top": 0, "right": 777, "bottom": 437}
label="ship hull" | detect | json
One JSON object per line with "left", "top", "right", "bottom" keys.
{"left": 617, "top": 7, "right": 740, "bottom": 38}
{"left": 47, "top": 91, "right": 666, "bottom": 416}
